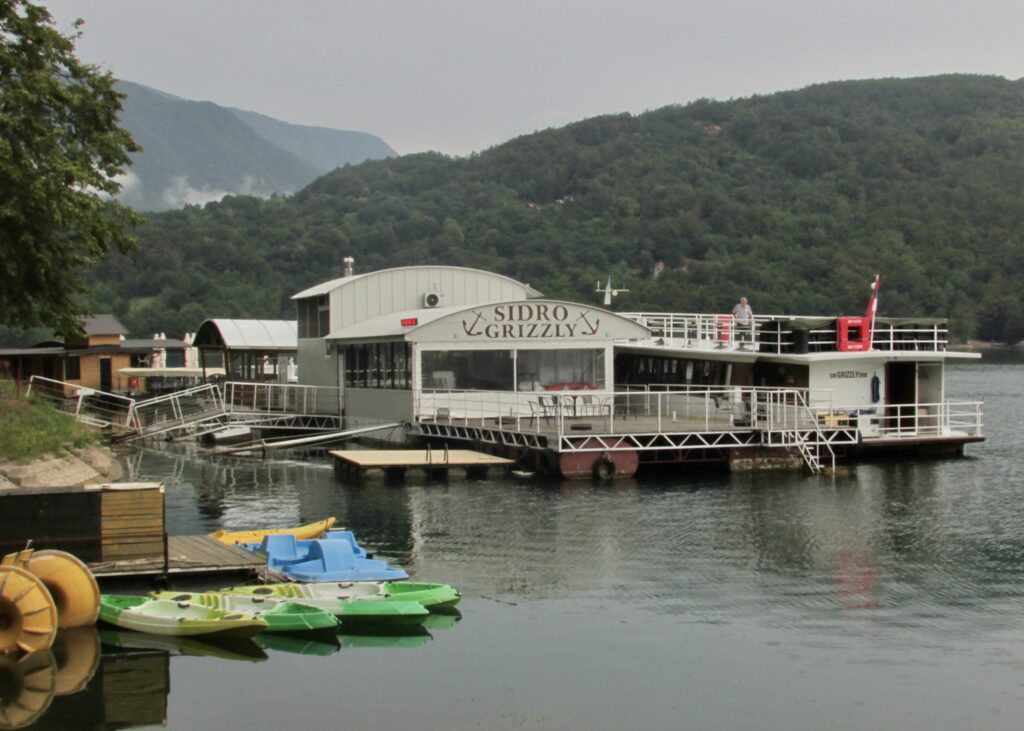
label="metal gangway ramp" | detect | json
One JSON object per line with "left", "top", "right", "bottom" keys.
{"left": 126, "top": 383, "right": 228, "bottom": 440}
{"left": 28, "top": 377, "right": 348, "bottom": 443}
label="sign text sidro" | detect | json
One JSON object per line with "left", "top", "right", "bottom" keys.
{"left": 461, "top": 304, "right": 601, "bottom": 339}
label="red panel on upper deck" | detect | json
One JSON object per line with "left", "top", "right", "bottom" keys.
{"left": 837, "top": 317, "right": 870, "bottom": 352}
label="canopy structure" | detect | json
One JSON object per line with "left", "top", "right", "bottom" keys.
{"left": 193, "top": 319, "right": 297, "bottom": 382}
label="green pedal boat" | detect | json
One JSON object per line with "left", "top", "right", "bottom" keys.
{"left": 99, "top": 594, "right": 268, "bottom": 640}
{"left": 220, "top": 580, "right": 461, "bottom": 611}
{"left": 150, "top": 591, "right": 339, "bottom": 633}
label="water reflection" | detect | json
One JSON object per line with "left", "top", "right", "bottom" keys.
{"left": 3, "top": 628, "right": 163, "bottom": 731}
{"left": 17, "top": 359, "right": 1024, "bottom": 729}
{"left": 0, "top": 651, "right": 56, "bottom": 730}
{"left": 14, "top": 616, "right": 461, "bottom": 729}
{"left": 98, "top": 628, "right": 268, "bottom": 663}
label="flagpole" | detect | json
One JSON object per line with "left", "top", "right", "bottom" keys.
{"left": 867, "top": 275, "right": 880, "bottom": 350}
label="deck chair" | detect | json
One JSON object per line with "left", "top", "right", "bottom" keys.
{"left": 528, "top": 395, "right": 556, "bottom": 425}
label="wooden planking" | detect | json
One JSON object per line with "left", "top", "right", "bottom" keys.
{"left": 99, "top": 484, "right": 165, "bottom": 563}
{"left": 331, "top": 448, "right": 513, "bottom": 468}
{"left": 165, "top": 535, "right": 263, "bottom": 573}
{"left": 90, "top": 535, "right": 263, "bottom": 578}
{"left": 101, "top": 541, "right": 165, "bottom": 559}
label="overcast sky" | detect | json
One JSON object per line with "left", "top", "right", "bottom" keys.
{"left": 43, "top": 0, "right": 1024, "bottom": 156}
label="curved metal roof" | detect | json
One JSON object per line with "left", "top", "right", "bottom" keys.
{"left": 194, "top": 319, "right": 297, "bottom": 351}
{"left": 291, "top": 265, "right": 543, "bottom": 300}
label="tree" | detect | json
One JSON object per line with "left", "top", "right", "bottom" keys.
{"left": 0, "top": 1, "right": 140, "bottom": 334}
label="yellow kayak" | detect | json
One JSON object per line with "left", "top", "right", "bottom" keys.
{"left": 209, "top": 517, "right": 337, "bottom": 545}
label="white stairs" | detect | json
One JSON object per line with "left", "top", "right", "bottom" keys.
{"left": 781, "top": 430, "right": 826, "bottom": 474}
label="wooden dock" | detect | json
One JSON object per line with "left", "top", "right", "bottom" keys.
{"left": 330, "top": 448, "right": 513, "bottom": 478}
{"left": 89, "top": 535, "right": 264, "bottom": 579}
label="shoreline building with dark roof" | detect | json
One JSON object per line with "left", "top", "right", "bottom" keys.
{"left": 0, "top": 315, "right": 185, "bottom": 393}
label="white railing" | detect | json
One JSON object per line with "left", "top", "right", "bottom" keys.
{"left": 619, "top": 383, "right": 838, "bottom": 430}
{"left": 129, "top": 383, "right": 224, "bottom": 433}
{"left": 27, "top": 375, "right": 136, "bottom": 429}
{"left": 620, "top": 313, "right": 759, "bottom": 351}
{"left": 831, "top": 400, "right": 983, "bottom": 439}
{"left": 417, "top": 386, "right": 836, "bottom": 439}
{"left": 620, "top": 312, "right": 950, "bottom": 354}
{"left": 223, "top": 381, "right": 342, "bottom": 416}
{"left": 416, "top": 387, "right": 982, "bottom": 444}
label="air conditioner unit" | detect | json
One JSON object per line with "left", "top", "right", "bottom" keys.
{"left": 423, "top": 292, "right": 444, "bottom": 308}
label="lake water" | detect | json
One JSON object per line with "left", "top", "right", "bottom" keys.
{"left": 14, "top": 356, "right": 1024, "bottom": 730}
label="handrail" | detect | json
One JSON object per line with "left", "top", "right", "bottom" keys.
{"left": 620, "top": 312, "right": 950, "bottom": 354}
{"left": 827, "top": 400, "right": 983, "bottom": 438}
{"left": 415, "top": 387, "right": 981, "bottom": 445}
{"left": 223, "top": 381, "right": 341, "bottom": 416}
{"left": 418, "top": 385, "right": 834, "bottom": 439}
{"left": 27, "top": 375, "right": 137, "bottom": 428}
{"left": 129, "top": 382, "right": 223, "bottom": 433}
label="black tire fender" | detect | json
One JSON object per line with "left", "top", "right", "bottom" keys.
{"left": 593, "top": 453, "right": 616, "bottom": 480}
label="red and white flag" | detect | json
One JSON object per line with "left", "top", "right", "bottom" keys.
{"left": 865, "top": 275, "right": 880, "bottom": 321}
{"left": 865, "top": 275, "right": 880, "bottom": 350}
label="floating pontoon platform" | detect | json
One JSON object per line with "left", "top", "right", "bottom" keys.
{"left": 330, "top": 448, "right": 513, "bottom": 479}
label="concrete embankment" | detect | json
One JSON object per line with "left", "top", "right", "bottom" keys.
{"left": 0, "top": 445, "right": 122, "bottom": 490}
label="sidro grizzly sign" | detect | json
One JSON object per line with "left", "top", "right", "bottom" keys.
{"left": 460, "top": 303, "right": 601, "bottom": 340}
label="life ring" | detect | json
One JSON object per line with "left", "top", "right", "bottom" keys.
{"left": 592, "top": 454, "right": 617, "bottom": 480}
{"left": 0, "top": 565, "right": 58, "bottom": 654}
{"left": 15, "top": 550, "right": 100, "bottom": 629}
{"left": 0, "top": 650, "right": 57, "bottom": 729}
{"left": 128, "top": 375, "right": 140, "bottom": 391}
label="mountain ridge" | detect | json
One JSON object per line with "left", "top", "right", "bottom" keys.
{"left": 89, "top": 74, "right": 1024, "bottom": 344}
{"left": 114, "top": 80, "right": 396, "bottom": 210}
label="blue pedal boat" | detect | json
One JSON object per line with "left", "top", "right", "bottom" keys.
{"left": 245, "top": 533, "right": 409, "bottom": 582}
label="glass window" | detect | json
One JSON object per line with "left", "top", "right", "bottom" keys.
{"left": 317, "top": 296, "right": 329, "bottom": 338}
{"left": 297, "top": 295, "right": 330, "bottom": 338}
{"left": 394, "top": 343, "right": 406, "bottom": 389}
{"left": 515, "top": 349, "right": 605, "bottom": 391}
{"left": 64, "top": 356, "right": 81, "bottom": 380}
{"left": 343, "top": 342, "right": 411, "bottom": 390}
{"left": 422, "top": 349, "right": 514, "bottom": 391}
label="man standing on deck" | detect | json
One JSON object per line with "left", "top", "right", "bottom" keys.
{"left": 732, "top": 297, "right": 754, "bottom": 347}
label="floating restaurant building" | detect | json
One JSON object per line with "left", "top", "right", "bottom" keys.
{"left": 291, "top": 263, "right": 984, "bottom": 478}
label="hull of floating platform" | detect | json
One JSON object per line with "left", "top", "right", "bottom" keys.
{"left": 852, "top": 433, "right": 985, "bottom": 459}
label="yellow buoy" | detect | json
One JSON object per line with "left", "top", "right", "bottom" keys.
{"left": 51, "top": 627, "right": 101, "bottom": 695}
{"left": 0, "top": 650, "right": 56, "bottom": 730}
{"left": 13, "top": 551, "right": 100, "bottom": 630}
{"left": 0, "top": 566, "right": 58, "bottom": 654}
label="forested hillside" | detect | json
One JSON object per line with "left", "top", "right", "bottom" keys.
{"left": 90, "top": 75, "right": 1024, "bottom": 342}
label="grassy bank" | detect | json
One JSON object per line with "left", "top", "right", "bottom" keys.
{"left": 0, "top": 381, "right": 96, "bottom": 462}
